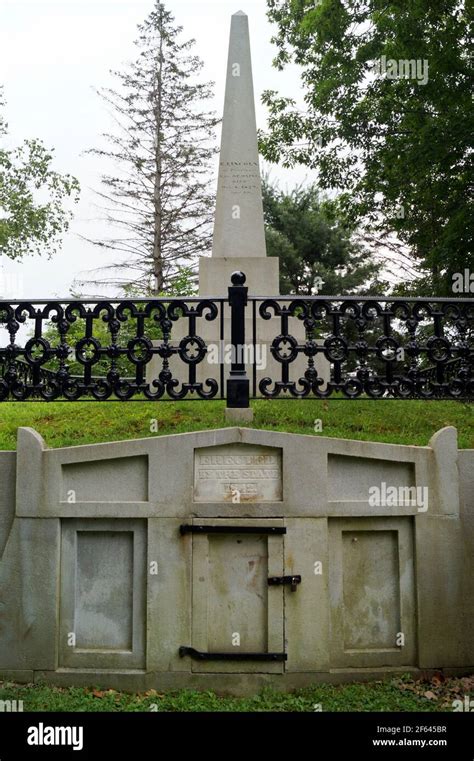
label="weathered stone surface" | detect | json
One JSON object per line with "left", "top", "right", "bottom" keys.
{"left": 458, "top": 449, "right": 474, "bottom": 664}
{"left": 199, "top": 256, "right": 279, "bottom": 296}
{"left": 0, "top": 517, "right": 59, "bottom": 671}
{"left": 428, "top": 426, "right": 460, "bottom": 515}
{"left": 59, "top": 519, "right": 146, "bottom": 670}
{"left": 329, "top": 517, "right": 416, "bottom": 669}
{"left": 0, "top": 424, "right": 472, "bottom": 691}
{"left": 415, "top": 513, "right": 465, "bottom": 668}
{"left": 224, "top": 407, "right": 255, "bottom": 424}
{"left": 285, "top": 517, "right": 330, "bottom": 672}
{"left": 0, "top": 452, "right": 16, "bottom": 559}
{"left": 147, "top": 518, "right": 191, "bottom": 673}
{"left": 194, "top": 444, "right": 282, "bottom": 502}
{"left": 61, "top": 455, "right": 148, "bottom": 503}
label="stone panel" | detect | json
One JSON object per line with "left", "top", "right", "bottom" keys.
{"left": 194, "top": 444, "right": 282, "bottom": 503}
{"left": 59, "top": 519, "right": 146, "bottom": 669}
{"left": 61, "top": 456, "right": 148, "bottom": 503}
{"left": 328, "top": 455, "right": 415, "bottom": 502}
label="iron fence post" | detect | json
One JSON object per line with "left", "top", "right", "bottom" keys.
{"left": 227, "top": 271, "right": 250, "bottom": 408}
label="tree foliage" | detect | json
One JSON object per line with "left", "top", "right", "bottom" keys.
{"left": 263, "top": 179, "right": 382, "bottom": 294}
{"left": 0, "top": 89, "right": 79, "bottom": 260}
{"left": 260, "top": 0, "right": 472, "bottom": 294}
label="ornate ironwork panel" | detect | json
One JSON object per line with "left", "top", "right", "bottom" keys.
{"left": 0, "top": 283, "right": 472, "bottom": 402}
{"left": 0, "top": 298, "right": 224, "bottom": 401}
{"left": 255, "top": 297, "right": 473, "bottom": 399}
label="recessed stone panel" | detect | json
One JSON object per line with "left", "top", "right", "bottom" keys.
{"left": 342, "top": 530, "right": 400, "bottom": 650}
{"left": 75, "top": 530, "right": 133, "bottom": 650}
{"left": 328, "top": 455, "right": 415, "bottom": 502}
{"left": 61, "top": 456, "right": 148, "bottom": 503}
{"left": 193, "top": 444, "right": 282, "bottom": 502}
{"left": 59, "top": 519, "right": 146, "bottom": 669}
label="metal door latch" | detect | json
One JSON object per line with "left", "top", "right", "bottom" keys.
{"left": 268, "top": 575, "right": 302, "bottom": 592}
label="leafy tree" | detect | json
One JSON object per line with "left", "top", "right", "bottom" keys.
{"left": 0, "top": 89, "right": 80, "bottom": 260}
{"left": 263, "top": 179, "right": 382, "bottom": 294}
{"left": 81, "top": 0, "right": 218, "bottom": 296}
{"left": 260, "top": 0, "right": 472, "bottom": 295}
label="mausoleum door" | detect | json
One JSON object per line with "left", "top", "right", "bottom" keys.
{"left": 179, "top": 519, "right": 289, "bottom": 673}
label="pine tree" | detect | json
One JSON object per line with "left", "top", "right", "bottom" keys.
{"left": 81, "top": 1, "right": 218, "bottom": 295}
{"left": 263, "top": 180, "right": 383, "bottom": 295}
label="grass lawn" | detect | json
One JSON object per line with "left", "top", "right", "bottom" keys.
{"left": 0, "top": 399, "right": 472, "bottom": 450}
{"left": 0, "top": 674, "right": 472, "bottom": 712}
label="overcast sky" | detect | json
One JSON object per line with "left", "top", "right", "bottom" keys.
{"left": 0, "top": 0, "right": 315, "bottom": 299}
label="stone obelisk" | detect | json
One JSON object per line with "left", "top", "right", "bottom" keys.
{"left": 198, "top": 10, "right": 279, "bottom": 296}
{"left": 212, "top": 10, "right": 266, "bottom": 258}
{"left": 150, "top": 11, "right": 328, "bottom": 399}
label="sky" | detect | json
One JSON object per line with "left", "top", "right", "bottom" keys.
{"left": 0, "top": 0, "right": 316, "bottom": 299}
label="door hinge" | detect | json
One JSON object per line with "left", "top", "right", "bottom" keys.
{"left": 180, "top": 524, "right": 286, "bottom": 536}
{"left": 179, "top": 646, "right": 287, "bottom": 662}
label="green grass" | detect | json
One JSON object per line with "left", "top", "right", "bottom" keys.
{"left": 0, "top": 674, "right": 470, "bottom": 712}
{"left": 0, "top": 399, "right": 472, "bottom": 450}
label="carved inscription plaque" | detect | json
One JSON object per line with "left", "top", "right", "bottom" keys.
{"left": 219, "top": 160, "right": 261, "bottom": 196}
{"left": 194, "top": 444, "right": 282, "bottom": 503}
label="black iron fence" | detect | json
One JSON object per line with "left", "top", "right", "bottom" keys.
{"left": 0, "top": 272, "right": 472, "bottom": 403}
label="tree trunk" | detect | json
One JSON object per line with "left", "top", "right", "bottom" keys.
{"left": 152, "top": 7, "right": 164, "bottom": 295}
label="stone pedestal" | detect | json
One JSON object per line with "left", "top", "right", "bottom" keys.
{"left": 199, "top": 256, "right": 279, "bottom": 296}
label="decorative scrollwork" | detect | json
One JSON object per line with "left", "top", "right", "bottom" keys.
{"left": 257, "top": 296, "right": 473, "bottom": 400}
{"left": 0, "top": 297, "right": 224, "bottom": 402}
{"left": 0, "top": 291, "right": 472, "bottom": 402}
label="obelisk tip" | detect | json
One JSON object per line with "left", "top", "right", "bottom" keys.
{"left": 233, "top": 10, "right": 247, "bottom": 16}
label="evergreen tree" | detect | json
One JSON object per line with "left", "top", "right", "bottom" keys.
{"left": 81, "top": 1, "right": 218, "bottom": 295}
{"left": 263, "top": 180, "right": 382, "bottom": 295}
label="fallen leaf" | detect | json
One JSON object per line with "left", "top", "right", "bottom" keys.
{"left": 423, "top": 691, "right": 436, "bottom": 700}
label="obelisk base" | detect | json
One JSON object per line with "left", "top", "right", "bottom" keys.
{"left": 199, "top": 256, "right": 279, "bottom": 297}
